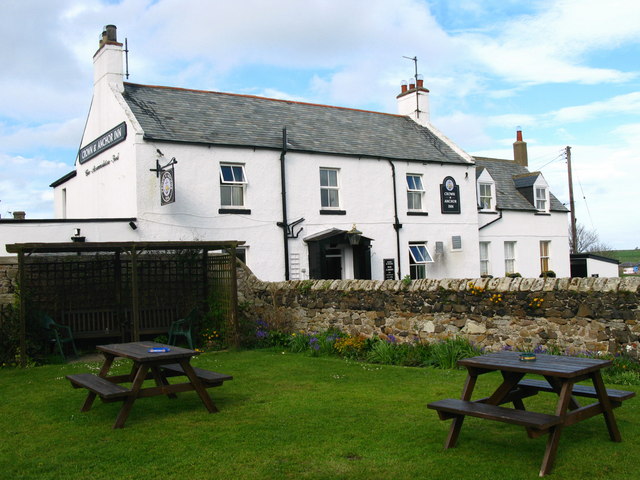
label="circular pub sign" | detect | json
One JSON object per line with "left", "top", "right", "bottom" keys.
{"left": 160, "top": 169, "right": 175, "bottom": 205}
{"left": 440, "top": 176, "right": 460, "bottom": 214}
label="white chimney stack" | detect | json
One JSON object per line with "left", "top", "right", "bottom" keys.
{"left": 93, "top": 25, "right": 124, "bottom": 92}
{"left": 396, "top": 73, "right": 430, "bottom": 125}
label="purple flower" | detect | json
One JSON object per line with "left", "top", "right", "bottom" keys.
{"left": 309, "top": 337, "right": 320, "bottom": 350}
{"left": 387, "top": 334, "right": 397, "bottom": 344}
{"left": 256, "top": 330, "right": 268, "bottom": 339}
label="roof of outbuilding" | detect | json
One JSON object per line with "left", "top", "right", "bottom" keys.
{"left": 121, "top": 83, "right": 471, "bottom": 165}
{"left": 474, "top": 157, "right": 568, "bottom": 212}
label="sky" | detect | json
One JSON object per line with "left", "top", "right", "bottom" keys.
{"left": 1, "top": 0, "right": 639, "bottom": 249}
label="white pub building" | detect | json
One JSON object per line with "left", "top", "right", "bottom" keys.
{"left": 1, "top": 25, "right": 570, "bottom": 281}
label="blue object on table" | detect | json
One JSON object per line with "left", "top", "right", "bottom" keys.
{"left": 148, "top": 347, "right": 171, "bottom": 353}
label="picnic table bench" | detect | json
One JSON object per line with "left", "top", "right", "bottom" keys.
{"left": 427, "top": 352, "right": 635, "bottom": 477}
{"left": 66, "top": 342, "right": 233, "bottom": 428}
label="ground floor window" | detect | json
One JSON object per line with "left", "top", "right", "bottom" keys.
{"left": 504, "top": 241, "right": 516, "bottom": 274}
{"left": 409, "top": 242, "right": 434, "bottom": 279}
{"left": 540, "top": 240, "right": 550, "bottom": 273}
{"left": 479, "top": 242, "right": 490, "bottom": 276}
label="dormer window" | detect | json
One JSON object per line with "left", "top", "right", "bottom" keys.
{"left": 535, "top": 186, "right": 548, "bottom": 212}
{"left": 479, "top": 183, "right": 493, "bottom": 210}
{"left": 476, "top": 168, "right": 496, "bottom": 211}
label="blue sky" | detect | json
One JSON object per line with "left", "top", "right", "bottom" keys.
{"left": 1, "top": 0, "right": 639, "bottom": 249}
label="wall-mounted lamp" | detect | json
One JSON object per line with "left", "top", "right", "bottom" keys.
{"left": 346, "top": 224, "right": 363, "bottom": 246}
{"left": 129, "top": 221, "right": 137, "bottom": 230}
{"left": 71, "top": 228, "right": 85, "bottom": 242}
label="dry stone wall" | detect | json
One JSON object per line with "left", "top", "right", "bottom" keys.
{"left": 237, "top": 266, "right": 640, "bottom": 357}
{"left": 0, "top": 258, "right": 18, "bottom": 307}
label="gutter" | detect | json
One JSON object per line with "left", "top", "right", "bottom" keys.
{"left": 479, "top": 210, "right": 503, "bottom": 230}
{"left": 387, "top": 160, "right": 403, "bottom": 279}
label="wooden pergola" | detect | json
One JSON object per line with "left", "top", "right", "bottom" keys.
{"left": 6, "top": 240, "right": 244, "bottom": 366}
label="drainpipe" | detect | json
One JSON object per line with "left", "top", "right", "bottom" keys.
{"left": 387, "top": 160, "right": 403, "bottom": 279}
{"left": 279, "top": 127, "right": 290, "bottom": 280}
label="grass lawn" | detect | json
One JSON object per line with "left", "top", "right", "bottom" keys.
{"left": 611, "top": 249, "right": 640, "bottom": 264}
{"left": 0, "top": 349, "right": 638, "bottom": 480}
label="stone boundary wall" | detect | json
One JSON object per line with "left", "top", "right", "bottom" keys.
{"left": 237, "top": 266, "right": 640, "bottom": 357}
{"left": 0, "top": 258, "right": 18, "bottom": 308}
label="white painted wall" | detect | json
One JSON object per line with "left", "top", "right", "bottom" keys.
{"left": 586, "top": 257, "right": 619, "bottom": 278}
{"left": 478, "top": 210, "right": 570, "bottom": 277}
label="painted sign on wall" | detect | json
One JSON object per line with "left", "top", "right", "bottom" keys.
{"left": 79, "top": 122, "right": 127, "bottom": 164}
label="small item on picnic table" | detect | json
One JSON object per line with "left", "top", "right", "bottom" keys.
{"left": 519, "top": 352, "right": 536, "bottom": 362}
{"left": 148, "top": 347, "right": 171, "bottom": 353}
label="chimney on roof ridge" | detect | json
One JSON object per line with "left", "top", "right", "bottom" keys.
{"left": 99, "top": 25, "right": 118, "bottom": 48}
{"left": 93, "top": 25, "right": 124, "bottom": 92}
{"left": 513, "top": 127, "right": 529, "bottom": 167}
{"left": 396, "top": 74, "right": 430, "bottom": 126}
{"left": 13, "top": 211, "right": 26, "bottom": 220}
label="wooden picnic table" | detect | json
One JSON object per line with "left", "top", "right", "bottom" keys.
{"left": 428, "top": 351, "right": 635, "bottom": 476}
{"left": 66, "top": 341, "right": 232, "bottom": 428}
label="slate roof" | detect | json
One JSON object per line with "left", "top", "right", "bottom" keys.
{"left": 474, "top": 157, "right": 568, "bottom": 212}
{"left": 121, "top": 83, "right": 470, "bottom": 165}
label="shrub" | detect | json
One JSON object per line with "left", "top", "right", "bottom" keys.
{"left": 427, "top": 337, "right": 484, "bottom": 369}
{"left": 334, "top": 335, "right": 367, "bottom": 359}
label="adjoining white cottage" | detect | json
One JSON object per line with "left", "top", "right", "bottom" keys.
{"left": 2, "top": 25, "right": 571, "bottom": 280}
{"left": 474, "top": 131, "right": 571, "bottom": 278}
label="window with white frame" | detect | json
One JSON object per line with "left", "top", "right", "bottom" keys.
{"left": 409, "top": 242, "right": 434, "bottom": 279}
{"left": 406, "top": 174, "right": 424, "bottom": 211}
{"left": 219, "top": 164, "right": 247, "bottom": 207}
{"left": 540, "top": 241, "right": 550, "bottom": 273}
{"left": 479, "top": 242, "right": 490, "bottom": 276}
{"left": 320, "top": 168, "right": 340, "bottom": 208}
{"left": 479, "top": 183, "right": 493, "bottom": 210}
{"left": 535, "top": 187, "right": 548, "bottom": 211}
{"left": 504, "top": 241, "right": 516, "bottom": 274}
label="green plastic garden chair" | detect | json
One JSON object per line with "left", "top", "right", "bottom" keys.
{"left": 167, "top": 308, "right": 198, "bottom": 349}
{"left": 41, "top": 313, "right": 78, "bottom": 361}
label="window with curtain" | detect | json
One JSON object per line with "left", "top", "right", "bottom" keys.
{"left": 479, "top": 242, "right": 490, "bottom": 276}
{"left": 504, "top": 241, "right": 516, "bottom": 274}
{"left": 540, "top": 240, "right": 550, "bottom": 273}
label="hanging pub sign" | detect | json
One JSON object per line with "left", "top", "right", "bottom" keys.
{"left": 440, "top": 176, "right": 460, "bottom": 214}
{"left": 78, "top": 122, "right": 127, "bottom": 164}
{"left": 160, "top": 167, "right": 175, "bottom": 205}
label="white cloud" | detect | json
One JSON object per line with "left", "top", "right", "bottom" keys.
{"left": 0, "top": 153, "right": 67, "bottom": 218}
{"left": 550, "top": 92, "right": 640, "bottom": 124}
{"left": 455, "top": 0, "right": 640, "bottom": 85}
{"left": 0, "top": 118, "right": 84, "bottom": 153}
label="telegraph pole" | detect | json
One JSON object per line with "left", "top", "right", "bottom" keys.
{"left": 566, "top": 146, "right": 578, "bottom": 253}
